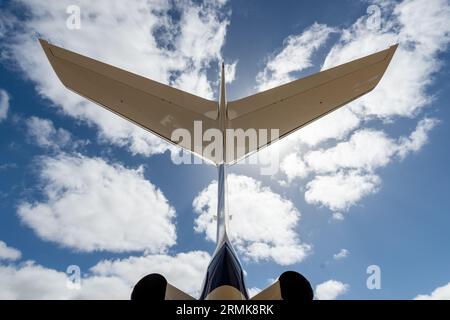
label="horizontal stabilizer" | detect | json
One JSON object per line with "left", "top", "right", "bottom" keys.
{"left": 39, "top": 39, "right": 219, "bottom": 163}
{"left": 225, "top": 44, "right": 398, "bottom": 163}
{"left": 40, "top": 39, "right": 397, "bottom": 165}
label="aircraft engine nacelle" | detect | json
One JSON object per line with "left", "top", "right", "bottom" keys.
{"left": 131, "top": 273, "right": 195, "bottom": 301}
{"left": 251, "top": 271, "right": 313, "bottom": 301}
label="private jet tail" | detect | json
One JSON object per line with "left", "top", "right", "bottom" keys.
{"left": 39, "top": 39, "right": 397, "bottom": 300}
{"left": 39, "top": 39, "right": 397, "bottom": 164}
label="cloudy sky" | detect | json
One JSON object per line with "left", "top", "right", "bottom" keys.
{"left": 0, "top": 0, "right": 450, "bottom": 300}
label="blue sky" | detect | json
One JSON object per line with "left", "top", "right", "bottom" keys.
{"left": 0, "top": 0, "right": 450, "bottom": 299}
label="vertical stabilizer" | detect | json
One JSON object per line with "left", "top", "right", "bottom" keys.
{"left": 216, "top": 61, "right": 229, "bottom": 245}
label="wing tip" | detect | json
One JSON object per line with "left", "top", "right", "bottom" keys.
{"left": 38, "top": 38, "right": 51, "bottom": 52}
{"left": 38, "top": 39, "right": 73, "bottom": 91}
{"left": 38, "top": 38, "right": 55, "bottom": 60}
{"left": 381, "top": 42, "right": 399, "bottom": 73}
{"left": 366, "top": 43, "right": 398, "bottom": 92}
{"left": 386, "top": 43, "right": 399, "bottom": 61}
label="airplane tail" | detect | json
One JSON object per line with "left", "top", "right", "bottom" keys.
{"left": 39, "top": 39, "right": 397, "bottom": 165}
{"left": 39, "top": 39, "right": 398, "bottom": 301}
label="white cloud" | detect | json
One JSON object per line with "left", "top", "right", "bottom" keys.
{"left": 91, "top": 251, "right": 211, "bottom": 298}
{"left": 18, "top": 154, "right": 176, "bottom": 253}
{"left": 0, "top": 262, "right": 84, "bottom": 299}
{"left": 315, "top": 280, "right": 349, "bottom": 300}
{"left": 280, "top": 153, "right": 309, "bottom": 182}
{"left": 332, "top": 212, "right": 344, "bottom": 221}
{"left": 277, "top": 109, "right": 362, "bottom": 183}
{"left": 304, "top": 119, "right": 438, "bottom": 175}
{"left": 175, "top": 1, "right": 229, "bottom": 72}
{"left": 415, "top": 282, "right": 450, "bottom": 300}
{"left": 0, "top": 251, "right": 210, "bottom": 299}
{"left": 278, "top": 116, "right": 438, "bottom": 213}
{"left": 256, "top": 23, "right": 336, "bottom": 91}
{"left": 333, "top": 249, "right": 349, "bottom": 260}
{"left": 26, "top": 116, "right": 82, "bottom": 151}
{"left": 322, "top": 0, "right": 450, "bottom": 119}
{"left": 0, "top": 89, "right": 9, "bottom": 122}
{"left": 225, "top": 60, "right": 238, "bottom": 83}
{"left": 305, "top": 130, "right": 397, "bottom": 174}
{"left": 0, "top": 241, "right": 21, "bottom": 261}
{"left": 193, "top": 174, "right": 311, "bottom": 265}
{"left": 0, "top": 0, "right": 230, "bottom": 156}
{"left": 301, "top": 118, "right": 437, "bottom": 212}
{"left": 397, "top": 118, "right": 439, "bottom": 159}
{"left": 305, "top": 170, "right": 381, "bottom": 212}
{"left": 260, "top": 0, "right": 449, "bottom": 216}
